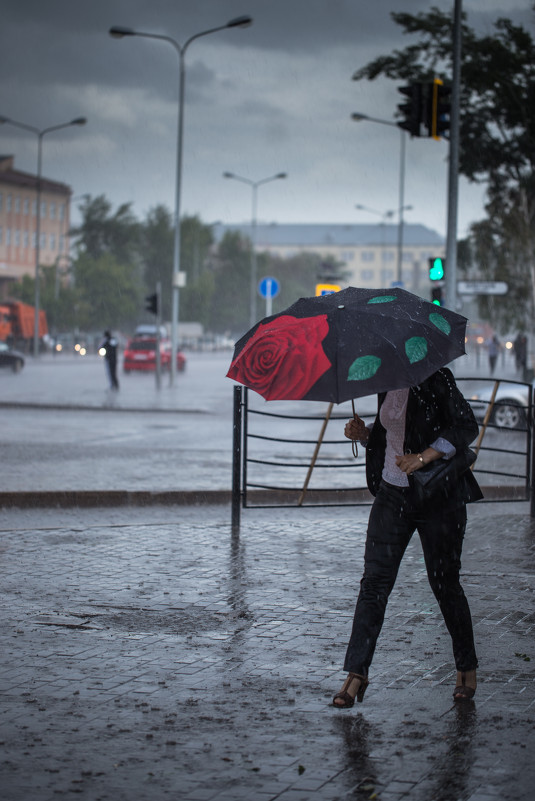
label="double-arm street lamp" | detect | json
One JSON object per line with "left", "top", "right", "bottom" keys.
{"left": 223, "top": 171, "right": 287, "bottom": 327}
{"left": 0, "top": 115, "right": 87, "bottom": 357}
{"left": 110, "top": 15, "right": 253, "bottom": 386}
{"left": 351, "top": 112, "right": 408, "bottom": 286}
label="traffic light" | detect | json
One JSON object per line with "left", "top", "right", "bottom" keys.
{"left": 428, "top": 257, "right": 445, "bottom": 281}
{"left": 397, "top": 83, "right": 424, "bottom": 137}
{"left": 431, "top": 287, "right": 443, "bottom": 306}
{"left": 425, "top": 78, "right": 451, "bottom": 140}
{"left": 145, "top": 293, "right": 158, "bottom": 315}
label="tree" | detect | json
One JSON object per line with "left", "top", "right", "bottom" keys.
{"left": 71, "top": 195, "right": 140, "bottom": 264}
{"left": 139, "top": 205, "right": 174, "bottom": 321}
{"left": 353, "top": 7, "right": 535, "bottom": 329}
{"left": 209, "top": 231, "right": 252, "bottom": 335}
{"left": 73, "top": 252, "right": 143, "bottom": 331}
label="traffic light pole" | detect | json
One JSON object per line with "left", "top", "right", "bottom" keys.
{"left": 155, "top": 281, "right": 162, "bottom": 390}
{"left": 444, "top": 0, "right": 462, "bottom": 312}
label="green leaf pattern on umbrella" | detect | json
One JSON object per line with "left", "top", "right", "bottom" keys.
{"left": 347, "top": 298, "right": 454, "bottom": 381}
{"left": 405, "top": 336, "right": 428, "bottom": 364}
{"left": 367, "top": 295, "right": 397, "bottom": 304}
{"left": 429, "top": 312, "right": 451, "bottom": 335}
{"left": 347, "top": 354, "right": 382, "bottom": 381}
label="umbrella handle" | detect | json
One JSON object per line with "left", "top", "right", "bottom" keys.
{"left": 351, "top": 398, "right": 358, "bottom": 458}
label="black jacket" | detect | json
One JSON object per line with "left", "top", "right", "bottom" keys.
{"left": 365, "top": 368, "right": 483, "bottom": 506}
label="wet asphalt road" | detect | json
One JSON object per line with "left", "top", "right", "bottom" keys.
{"left": 0, "top": 347, "right": 534, "bottom": 800}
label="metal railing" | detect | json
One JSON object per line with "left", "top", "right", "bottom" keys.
{"left": 231, "top": 378, "right": 535, "bottom": 530}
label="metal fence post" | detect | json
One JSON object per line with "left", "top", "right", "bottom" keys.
{"left": 529, "top": 383, "right": 535, "bottom": 518}
{"left": 231, "top": 385, "right": 243, "bottom": 532}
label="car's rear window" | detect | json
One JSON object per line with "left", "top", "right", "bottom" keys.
{"left": 128, "top": 340, "right": 156, "bottom": 351}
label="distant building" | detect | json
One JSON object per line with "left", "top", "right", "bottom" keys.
{"left": 212, "top": 222, "right": 445, "bottom": 295}
{"left": 0, "top": 155, "right": 72, "bottom": 298}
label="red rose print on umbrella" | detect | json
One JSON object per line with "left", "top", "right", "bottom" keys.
{"left": 227, "top": 314, "right": 331, "bottom": 401}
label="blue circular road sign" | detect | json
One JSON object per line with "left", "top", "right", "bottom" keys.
{"left": 258, "top": 276, "right": 280, "bottom": 299}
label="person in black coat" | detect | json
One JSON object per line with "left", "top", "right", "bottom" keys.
{"left": 333, "top": 368, "right": 483, "bottom": 708}
{"left": 99, "top": 330, "right": 120, "bottom": 391}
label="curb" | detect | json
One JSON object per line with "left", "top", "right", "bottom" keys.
{"left": 0, "top": 401, "right": 207, "bottom": 414}
{"left": 0, "top": 485, "right": 529, "bottom": 509}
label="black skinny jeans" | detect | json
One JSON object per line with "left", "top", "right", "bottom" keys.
{"left": 343, "top": 480, "right": 478, "bottom": 676}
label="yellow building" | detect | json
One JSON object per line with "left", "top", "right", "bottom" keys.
{"left": 213, "top": 222, "right": 446, "bottom": 297}
{"left": 0, "top": 155, "right": 71, "bottom": 298}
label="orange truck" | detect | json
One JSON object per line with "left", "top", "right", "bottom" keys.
{"left": 0, "top": 301, "right": 48, "bottom": 350}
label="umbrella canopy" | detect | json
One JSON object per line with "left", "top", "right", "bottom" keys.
{"left": 227, "top": 287, "right": 467, "bottom": 404}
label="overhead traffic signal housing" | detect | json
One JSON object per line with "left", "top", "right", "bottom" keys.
{"left": 426, "top": 78, "right": 451, "bottom": 140}
{"left": 145, "top": 293, "right": 158, "bottom": 315}
{"left": 431, "top": 286, "right": 443, "bottom": 306}
{"left": 397, "top": 83, "right": 425, "bottom": 137}
{"left": 428, "top": 257, "right": 445, "bottom": 281}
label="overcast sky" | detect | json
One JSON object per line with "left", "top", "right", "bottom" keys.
{"left": 1, "top": 0, "right": 533, "bottom": 239}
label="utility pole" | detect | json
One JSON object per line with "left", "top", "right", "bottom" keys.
{"left": 444, "top": 0, "right": 462, "bottom": 311}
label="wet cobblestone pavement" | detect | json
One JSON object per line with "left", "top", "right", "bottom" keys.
{"left": 1, "top": 503, "right": 534, "bottom": 800}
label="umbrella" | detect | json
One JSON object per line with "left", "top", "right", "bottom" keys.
{"left": 227, "top": 286, "right": 467, "bottom": 404}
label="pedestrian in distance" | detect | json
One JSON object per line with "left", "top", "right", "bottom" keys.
{"left": 99, "top": 330, "right": 120, "bottom": 391}
{"left": 513, "top": 333, "right": 527, "bottom": 374}
{"left": 333, "top": 368, "right": 483, "bottom": 708}
{"left": 487, "top": 335, "right": 501, "bottom": 375}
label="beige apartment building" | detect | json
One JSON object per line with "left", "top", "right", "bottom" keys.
{"left": 0, "top": 155, "right": 71, "bottom": 298}
{"left": 213, "top": 222, "right": 445, "bottom": 298}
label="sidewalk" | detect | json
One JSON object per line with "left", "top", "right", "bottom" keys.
{"left": 0, "top": 501, "right": 534, "bottom": 801}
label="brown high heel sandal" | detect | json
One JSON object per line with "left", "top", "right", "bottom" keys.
{"left": 453, "top": 670, "right": 477, "bottom": 701}
{"left": 333, "top": 673, "right": 369, "bottom": 708}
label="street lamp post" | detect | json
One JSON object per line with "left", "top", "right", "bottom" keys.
{"left": 110, "top": 16, "right": 253, "bottom": 386}
{"left": 223, "top": 171, "right": 287, "bottom": 327}
{"left": 0, "top": 115, "right": 87, "bottom": 357}
{"left": 351, "top": 113, "right": 408, "bottom": 285}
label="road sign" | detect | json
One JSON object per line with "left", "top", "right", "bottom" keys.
{"left": 315, "top": 283, "right": 340, "bottom": 296}
{"left": 258, "top": 276, "right": 280, "bottom": 299}
{"left": 457, "top": 281, "right": 508, "bottom": 296}
{"left": 390, "top": 280, "right": 404, "bottom": 288}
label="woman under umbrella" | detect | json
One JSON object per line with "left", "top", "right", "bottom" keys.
{"left": 333, "top": 367, "right": 483, "bottom": 708}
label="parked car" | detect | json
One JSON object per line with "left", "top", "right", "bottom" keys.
{"left": 123, "top": 336, "right": 186, "bottom": 373}
{"left": 469, "top": 381, "right": 532, "bottom": 429}
{"left": 0, "top": 341, "right": 25, "bottom": 373}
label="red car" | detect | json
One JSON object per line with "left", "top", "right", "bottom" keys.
{"left": 123, "top": 336, "right": 186, "bottom": 373}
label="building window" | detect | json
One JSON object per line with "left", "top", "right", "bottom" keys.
{"left": 6, "top": 194, "right": 12, "bottom": 212}
{"left": 59, "top": 235, "right": 66, "bottom": 252}
{"left": 23, "top": 198, "right": 29, "bottom": 215}
{"left": 49, "top": 234, "right": 56, "bottom": 250}
{"left": 41, "top": 200, "right": 47, "bottom": 218}
{"left": 14, "top": 230, "right": 21, "bottom": 246}
{"left": 23, "top": 230, "right": 29, "bottom": 247}
{"left": 341, "top": 250, "right": 355, "bottom": 261}
{"left": 361, "top": 250, "right": 375, "bottom": 262}
{"left": 49, "top": 202, "right": 56, "bottom": 220}
{"left": 403, "top": 251, "right": 414, "bottom": 262}
{"left": 32, "top": 199, "right": 37, "bottom": 216}
{"left": 59, "top": 204, "right": 65, "bottom": 221}
{"left": 32, "top": 232, "right": 37, "bottom": 247}
{"left": 0, "top": 226, "right": 2, "bottom": 243}
{"left": 360, "top": 269, "right": 374, "bottom": 281}
{"left": 6, "top": 228, "right": 11, "bottom": 245}
{"left": 380, "top": 268, "right": 394, "bottom": 283}
{"left": 14, "top": 196, "right": 21, "bottom": 213}
{"left": 382, "top": 250, "right": 395, "bottom": 262}
{"left": 40, "top": 233, "right": 46, "bottom": 248}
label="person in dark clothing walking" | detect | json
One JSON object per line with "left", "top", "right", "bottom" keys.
{"left": 99, "top": 330, "right": 120, "bottom": 390}
{"left": 333, "top": 368, "right": 482, "bottom": 708}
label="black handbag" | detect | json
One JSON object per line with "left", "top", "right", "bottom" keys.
{"left": 410, "top": 448, "right": 477, "bottom": 501}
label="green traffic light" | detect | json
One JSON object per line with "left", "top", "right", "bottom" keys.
{"left": 429, "top": 257, "right": 444, "bottom": 281}
{"left": 432, "top": 298, "right": 442, "bottom": 306}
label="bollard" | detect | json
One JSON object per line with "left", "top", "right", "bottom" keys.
{"left": 231, "top": 385, "right": 243, "bottom": 533}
